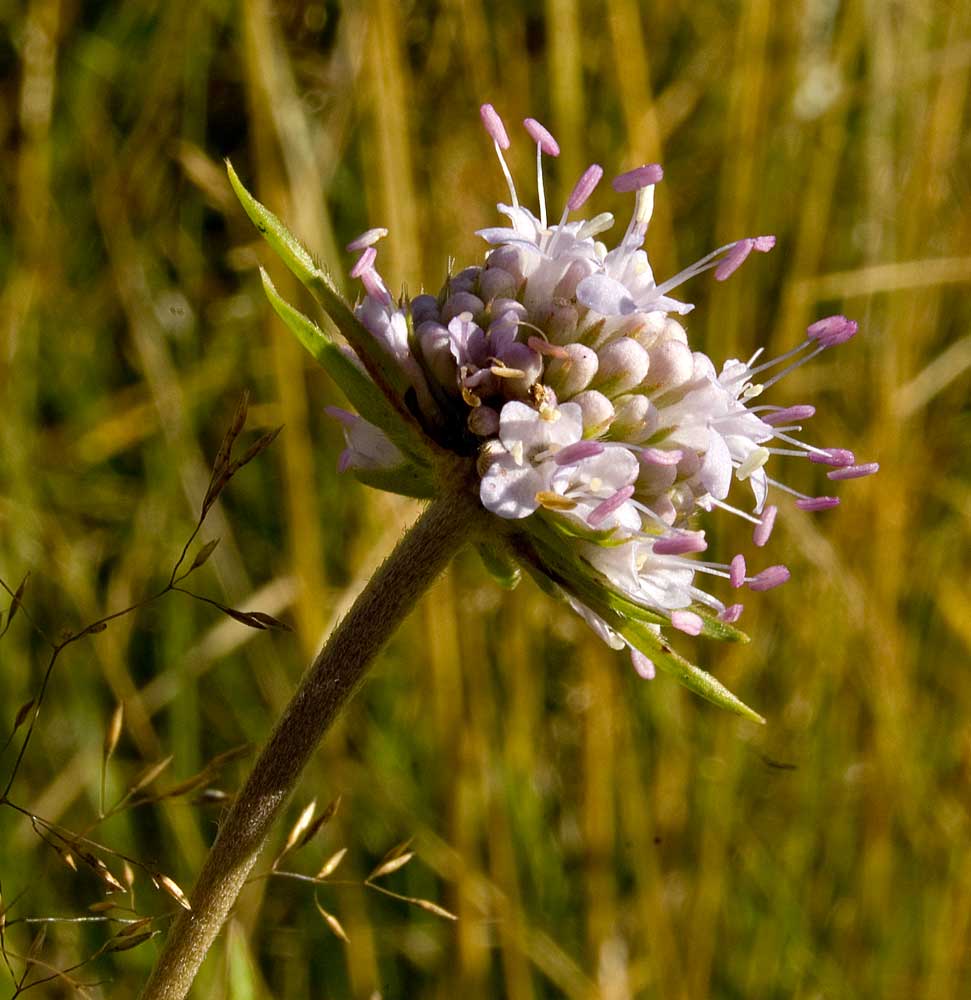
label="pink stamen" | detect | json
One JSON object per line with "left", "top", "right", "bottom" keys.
{"left": 359, "top": 267, "right": 392, "bottom": 305}
{"left": 652, "top": 531, "right": 707, "bottom": 556}
{"left": 827, "top": 462, "right": 879, "bottom": 481}
{"left": 639, "top": 447, "right": 683, "bottom": 466}
{"left": 346, "top": 228, "right": 388, "bottom": 252}
{"left": 479, "top": 103, "right": 510, "bottom": 150}
{"left": 554, "top": 440, "right": 605, "bottom": 465}
{"left": 567, "top": 164, "right": 604, "bottom": 212}
{"left": 761, "top": 405, "right": 816, "bottom": 426}
{"left": 807, "top": 314, "right": 858, "bottom": 348}
{"left": 587, "top": 484, "right": 635, "bottom": 526}
{"left": 523, "top": 118, "right": 560, "bottom": 156}
{"left": 630, "top": 648, "right": 656, "bottom": 680}
{"left": 349, "top": 246, "right": 377, "bottom": 278}
{"left": 753, "top": 504, "right": 778, "bottom": 547}
{"left": 808, "top": 447, "right": 855, "bottom": 467}
{"left": 719, "top": 603, "right": 744, "bottom": 624}
{"left": 714, "top": 239, "right": 753, "bottom": 281}
{"left": 795, "top": 496, "right": 840, "bottom": 511}
{"left": 671, "top": 610, "right": 703, "bottom": 636}
{"left": 748, "top": 565, "right": 791, "bottom": 591}
{"left": 730, "top": 554, "right": 746, "bottom": 589}
{"left": 527, "top": 335, "right": 569, "bottom": 359}
{"left": 612, "top": 163, "right": 663, "bottom": 192}
{"left": 753, "top": 235, "right": 776, "bottom": 252}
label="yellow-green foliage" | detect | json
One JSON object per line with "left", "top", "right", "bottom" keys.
{"left": 1, "top": 1, "right": 969, "bottom": 997}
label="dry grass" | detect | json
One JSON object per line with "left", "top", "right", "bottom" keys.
{"left": 1, "top": 0, "right": 970, "bottom": 996}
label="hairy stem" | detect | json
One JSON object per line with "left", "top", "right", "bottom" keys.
{"left": 140, "top": 487, "right": 482, "bottom": 1000}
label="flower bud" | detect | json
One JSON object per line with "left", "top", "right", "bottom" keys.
{"left": 645, "top": 339, "right": 693, "bottom": 391}
{"left": 572, "top": 390, "right": 615, "bottom": 437}
{"left": 544, "top": 343, "right": 599, "bottom": 398}
{"left": 468, "top": 405, "right": 500, "bottom": 436}
{"left": 478, "top": 266, "right": 518, "bottom": 303}
{"left": 417, "top": 321, "right": 457, "bottom": 388}
{"left": 608, "top": 394, "right": 654, "bottom": 441}
{"left": 410, "top": 294, "right": 440, "bottom": 325}
{"left": 441, "top": 291, "right": 485, "bottom": 324}
{"left": 591, "top": 338, "right": 650, "bottom": 396}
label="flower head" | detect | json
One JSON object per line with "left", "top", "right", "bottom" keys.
{"left": 228, "top": 103, "right": 876, "bottom": 723}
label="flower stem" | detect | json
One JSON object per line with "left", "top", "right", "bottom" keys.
{"left": 139, "top": 487, "right": 482, "bottom": 1000}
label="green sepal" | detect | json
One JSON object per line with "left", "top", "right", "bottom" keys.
{"left": 517, "top": 519, "right": 764, "bottom": 723}
{"left": 539, "top": 511, "right": 624, "bottom": 547}
{"left": 476, "top": 543, "right": 522, "bottom": 590}
{"left": 226, "top": 161, "right": 414, "bottom": 418}
{"left": 259, "top": 269, "right": 433, "bottom": 465}
{"left": 612, "top": 616, "right": 765, "bottom": 725}
{"left": 350, "top": 464, "right": 436, "bottom": 499}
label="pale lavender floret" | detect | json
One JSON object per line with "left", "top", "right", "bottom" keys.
{"left": 653, "top": 532, "right": 707, "bottom": 556}
{"left": 795, "top": 496, "right": 840, "bottom": 511}
{"left": 346, "top": 227, "right": 388, "bottom": 252}
{"left": 761, "top": 405, "right": 816, "bottom": 426}
{"left": 753, "top": 504, "right": 778, "bottom": 547}
{"left": 325, "top": 406, "right": 404, "bottom": 473}
{"left": 350, "top": 246, "right": 377, "bottom": 278}
{"left": 359, "top": 267, "right": 392, "bottom": 305}
{"left": 576, "top": 273, "right": 637, "bottom": 316}
{"left": 748, "top": 565, "right": 791, "bottom": 591}
{"left": 479, "top": 103, "right": 510, "bottom": 149}
{"left": 719, "top": 603, "right": 744, "bottom": 623}
{"left": 807, "top": 314, "right": 858, "bottom": 348}
{"left": 671, "top": 610, "right": 703, "bottom": 635}
{"left": 567, "top": 164, "right": 604, "bottom": 211}
{"left": 827, "top": 462, "right": 879, "bottom": 480}
{"left": 554, "top": 440, "right": 605, "bottom": 465}
{"left": 523, "top": 118, "right": 560, "bottom": 156}
{"left": 612, "top": 164, "right": 663, "bottom": 192}
{"left": 630, "top": 648, "right": 656, "bottom": 680}
{"left": 808, "top": 448, "right": 855, "bottom": 466}
{"left": 730, "top": 553, "right": 746, "bottom": 589}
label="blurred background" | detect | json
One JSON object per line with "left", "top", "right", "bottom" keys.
{"left": 1, "top": 0, "right": 970, "bottom": 997}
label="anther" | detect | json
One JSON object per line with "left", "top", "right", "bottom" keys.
{"left": 794, "top": 496, "right": 840, "bottom": 511}
{"left": 827, "top": 462, "right": 879, "bottom": 481}
{"left": 479, "top": 103, "right": 510, "bottom": 149}
{"left": 752, "top": 504, "right": 777, "bottom": 547}
{"left": 612, "top": 164, "right": 663, "bottom": 192}
{"left": 523, "top": 118, "right": 560, "bottom": 156}
{"left": 748, "top": 565, "right": 791, "bottom": 591}
{"left": 671, "top": 610, "right": 703, "bottom": 635}
{"left": 730, "top": 554, "right": 747, "bottom": 589}
{"left": 567, "top": 164, "right": 604, "bottom": 212}
{"left": 346, "top": 228, "right": 388, "bottom": 252}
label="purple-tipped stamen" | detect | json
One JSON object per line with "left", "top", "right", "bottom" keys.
{"left": 630, "top": 648, "right": 656, "bottom": 680}
{"left": 360, "top": 267, "right": 392, "bottom": 306}
{"left": 567, "top": 164, "right": 604, "bottom": 212}
{"left": 527, "top": 335, "right": 570, "bottom": 359}
{"left": 671, "top": 610, "right": 703, "bottom": 636}
{"left": 479, "top": 103, "right": 510, "bottom": 149}
{"left": 554, "top": 440, "right": 605, "bottom": 465}
{"left": 719, "top": 603, "right": 744, "bottom": 623}
{"left": 730, "top": 553, "right": 746, "bottom": 589}
{"left": 748, "top": 565, "right": 791, "bottom": 592}
{"left": 714, "top": 238, "right": 754, "bottom": 281}
{"left": 827, "top": 462, "right": 879, "bottom": 481}
{"left": 795, "top": 496, "right": 841, "bottom": 511}
{"left": 612, "top": 163, "right": 663, "bottom": 193}
{"left": 760, "top": 406, "right": 816, "bottom": 426}
{"left": 349, "top": 246, "right": 377, "bottom": 278}
{"left": 653, "top": 531, "right": 707, "bottom": 556}
{"left": 523, "top": 118, "right": 560, "bottom": 156}
{"left": 753, "top": 504, "right": 778, "bottom": 547}
{"left": 807, "top": 314, "right": 858, "bottom": 348}
{"left": 587, "top": 484, "right": 635, "bottom": 526}
{"left": 808, "top": 447, "right": 856, "bottom": 467}
{"left": 346, "top": 228, "right": 388, "bottom": 252}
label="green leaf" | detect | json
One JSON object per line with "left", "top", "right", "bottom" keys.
{"left": 226, "top": 161, "right": 413, "bottom": 416}
{"left": 260, "top": 269, "right": 432, "bottom": 464}
{"left": 614, "top": 618, "right": 765, "bottom": 724}
{"left": 517, "top": 518, "right": 764, "bottom": 723}
{"left": 476, "top": 543, "right": 522, "bottom": 590}
{"left": 351, "top": 463, "right": 436, "bottom": 499}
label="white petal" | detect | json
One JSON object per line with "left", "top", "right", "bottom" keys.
{"left": 479, "top": 455, "right": 544, "bottom": 519}
{"left": 576, "top": 274, "right": 637, "bottom": 316}
{"left": 699, "top": 429, "right": 733, "bottom": 500}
